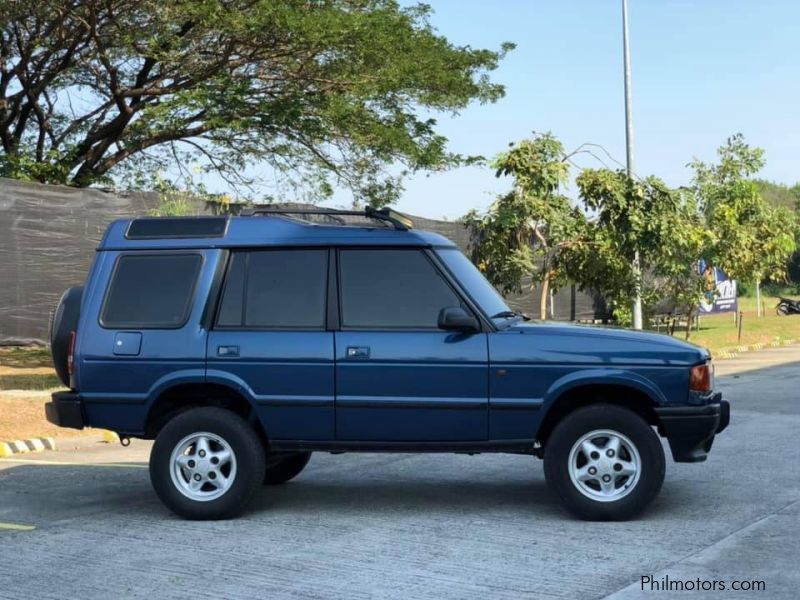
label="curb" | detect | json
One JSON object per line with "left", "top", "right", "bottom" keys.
{"left": 0, "top": 437, "right": 56, "bottom": 457}
{"left": 100, "top": 430, "right": 119, "bottom": 444}
{"left": 711, "top": 338, "right": 797, "bottom": 361}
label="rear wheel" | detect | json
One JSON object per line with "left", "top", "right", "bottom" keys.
{"left": 263, "top": 452, "right": 312, "bottom": 485}
{"left": 776, "top": 303, "right": 789, "bottom": 316}
{"left": 543, "top": 404, "right": 665, "bottom": 520}
{"left": 150, "top": 407, "right": 265, "bottom": 519}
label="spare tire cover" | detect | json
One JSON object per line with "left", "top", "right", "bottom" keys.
{"left": 50, "top": 286, "right": 83, "bottom": 387}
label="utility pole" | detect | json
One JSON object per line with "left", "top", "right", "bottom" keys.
{"left": 622, "top": 0, "right": 643, "bottom": 330}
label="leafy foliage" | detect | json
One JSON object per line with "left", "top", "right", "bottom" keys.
{"left": 0, "top": 0, "right": 511, "bottom": 205}
{"left": 147, "top": 173, "right": 233, "bottom": 216}
{"left": 752, "top": 179, "right": 800, "bottom": 285}
{"left": 571, "top": 170, "right": 710, "bottom": 327}
{"left": 464, "top": 133, "right": 586, "bottom": 319}
{"left": 754, "top": 179, "right": 800, "bottom": 211}
{"left": 466, "top": 133, "right": 796, "bottom": 332}
{"left": 690, "top": 134, "right": 797, "bottom": 285}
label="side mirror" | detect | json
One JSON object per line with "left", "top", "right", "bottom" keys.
{"left": 437, "top": 307, "right": 478, "bottom": 332}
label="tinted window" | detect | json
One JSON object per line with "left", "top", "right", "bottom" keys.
{"left": 339, "top": 250, "right": 461, "bottom": 328}
{"left": 126, "top": 217, "right": 227, "bottom": 239}
{"left": 437, "top": 249, "right": 509, "bottom": 318}
{"left": 102, "top": 254, "right": 201, "bottom": 328}
{"left": 217, "top": 250, "right": 327, "bottom": 328}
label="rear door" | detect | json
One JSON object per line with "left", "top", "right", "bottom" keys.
{"left": 334, "top": 248, "right": 489, "bottom": 441}
{"left": 207, "top": 248, "right": 335, "bottom": 440}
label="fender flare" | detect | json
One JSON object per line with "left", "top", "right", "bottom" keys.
{"left": 143, "top": 369, "right": 260, "bottom": 423}
{"left": 541, "top": 368, "right": 665, "bottom": 415}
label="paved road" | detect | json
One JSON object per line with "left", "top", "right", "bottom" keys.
{"left": 1, "top": 347, "right": 798, "bottom": 599}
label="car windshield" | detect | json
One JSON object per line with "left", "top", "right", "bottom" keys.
{"left": 437, "top": 249, "right": 512, "bottom": 320}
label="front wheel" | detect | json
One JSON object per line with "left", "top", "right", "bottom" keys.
{"left": 150, "top": 407, "right": 265, "bottom": 520}
{"left": 543, "top": 404, "right": 665, "bottom": 521}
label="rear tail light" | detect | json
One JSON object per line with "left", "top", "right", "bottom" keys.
{"left": 689, "top": 362, "right": 713, "bottom": 392}
{"left": 67, "top": 331, "right": 76, "bottom": 376}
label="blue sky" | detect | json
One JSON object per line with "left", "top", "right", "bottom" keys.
{"left": 339, "top": 0, "right": 800, "bottom": 219}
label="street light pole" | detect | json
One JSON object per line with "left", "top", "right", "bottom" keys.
{"left": 622, "top": 0, "right": 643, "bottom": 330}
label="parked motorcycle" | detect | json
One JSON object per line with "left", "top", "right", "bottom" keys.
{"left": 775, "top": 296, "right": 800, "bottom": 316}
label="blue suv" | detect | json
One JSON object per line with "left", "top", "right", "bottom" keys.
{"left": 45, "top": 208, "right": 729, "bottom": 520}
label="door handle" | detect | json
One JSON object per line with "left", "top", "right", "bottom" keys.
{"left": 217, "top": 345, "right": 240, "bottom": 357}
{"left": 346, "top": 346, "right": 370, "bottom": 359}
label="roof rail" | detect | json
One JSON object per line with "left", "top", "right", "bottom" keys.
{"left": 242, "top": 206, "right": 413, "bottom": 231}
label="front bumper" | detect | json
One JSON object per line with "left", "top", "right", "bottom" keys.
{"left": 44, "top": 391, "right": 85, "bottom": 430}
{"left": 655, "top": 392, "right": 729, "bottom": 463}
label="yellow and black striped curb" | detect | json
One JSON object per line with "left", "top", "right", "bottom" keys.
{"left": 712, "top": 338, "right": 797, "bottom": 360}
{"left": 100, "top": 430, "right": 119, "bottom": 443}
{"left": 0, "top": 437, "right": 56, "bottom": 457}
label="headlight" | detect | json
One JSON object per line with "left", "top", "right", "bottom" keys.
{"left": 689, "top": 362, "right": 713, "bottom": 393}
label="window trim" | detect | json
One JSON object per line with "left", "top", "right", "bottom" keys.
{"left": 212, "top": 247, "right": 330, "bottom": 331}
{"left": 99, "top": 251, "right": 204, "bottom": 330}
{"left": 336, "top": 247, "right": 481, "bottom": 332}
{"left": 200, "top": 250, "right": 230, "bottom": 331}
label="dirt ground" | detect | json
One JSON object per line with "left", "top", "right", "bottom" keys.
{"left": 0, "top": 390, "right": 98, "bottom": 440}
{"left": 0, "top": 348, "right": 97, "bottom": 440}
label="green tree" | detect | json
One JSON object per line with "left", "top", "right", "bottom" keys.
{"left": 464, "top": 133, "right": 586, "bottom": 319}
{"left": 571, "top": 169, "right": 710, "bottom": 332}
{"left": 0, "top": 0, "right": 511, "bottom": 205}
{"left": 754, "top": 179, "right": 800, "bottom": 211}
{"left": 752, "top": 179, "right": 800, "bottom": 286}
{"left": 690, "top": 134, "right": 797, "bottom": 291}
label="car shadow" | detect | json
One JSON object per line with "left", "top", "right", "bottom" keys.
{"left": 0, "top": 460, "right": 567, "bottom": 521}
{"left": 250, "top": 477, "right": 561, "bottom": 517}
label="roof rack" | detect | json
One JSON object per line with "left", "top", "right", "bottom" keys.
{"left": 242, "top": 206, "right": 413, "bottom": 231}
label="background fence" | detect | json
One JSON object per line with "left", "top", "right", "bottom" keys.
{"left": 0, "top": 177, "right": 609, "bottom": 344}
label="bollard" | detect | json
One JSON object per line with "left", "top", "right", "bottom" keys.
{"left": 737, "top": 311, "right": 743, "bottom": 343}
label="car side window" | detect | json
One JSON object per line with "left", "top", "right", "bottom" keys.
{"left": 339, "top": 249, "right": 462, "bottom": 329}
{"left": 216, "top": 250, "right": 327, "bottom": 329}
{"left": 101, "top": 253, "right": 202, "bottom": 328}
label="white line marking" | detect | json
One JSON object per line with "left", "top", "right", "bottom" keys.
{"left": 0, "top": 458, "right": 146, "bottom": 469}
{"left": 0, "top": 522, "right": 36, "bottom": 531}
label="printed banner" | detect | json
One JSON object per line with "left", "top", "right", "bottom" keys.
{"left": 698, "top": 260, "right": 738, "bottom": 314}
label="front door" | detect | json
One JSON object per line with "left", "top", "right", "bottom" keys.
{"left": 334, "top": 248, "right": 488, "bottom": 441}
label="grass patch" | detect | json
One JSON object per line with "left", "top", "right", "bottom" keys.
{"left": 656, "top": 295, "right": 800, "bottom": 352}
{"left": 0, "top": 345, "right": 52, "bottom": 369}
{"left": 0, "top": 373, "right": 60, "bottom": 391}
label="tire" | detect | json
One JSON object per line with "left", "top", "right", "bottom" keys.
{"left": 149, "top": 407, "right": 265, "bottom": 520}
{"left": 50, "top": 286, "right": 83, "bottom": 387}
{"left": 263, "top": 452, "right": 311, "bottom": 485}
{"left": 776, "top": 304, "right": 789, "bottom": 316}
{"left": 543, "top": 404, "right": 665, "bottom": 521}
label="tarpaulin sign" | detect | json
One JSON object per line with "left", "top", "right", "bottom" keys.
{"left": 698, "top": 260, "right": 737, "bottom": 314}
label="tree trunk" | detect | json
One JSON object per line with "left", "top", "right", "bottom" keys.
{"left": 756, "top": 280, "right": 762, "bottom": 317}
{"left": 539, "top": 272, "right": 550, "bottom": 320}
{"left": 685, "top": 306, "right": 694, "bottom": 341}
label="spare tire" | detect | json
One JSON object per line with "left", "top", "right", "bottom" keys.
{"left": 50, "top": 286, "right": 83, "bottom": 387}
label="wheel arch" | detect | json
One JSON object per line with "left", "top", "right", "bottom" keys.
{"left": 144, "top": 382, "right": 267, "bottom": 445}
{"left": 536, "top": 376, "right": 661, "bottom": 448}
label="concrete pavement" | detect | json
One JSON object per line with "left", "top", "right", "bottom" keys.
{"left": 0, "top": 346, "right": 798, "bottom": 599}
